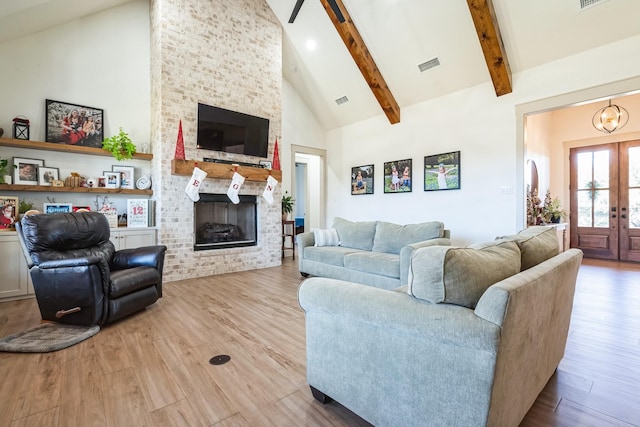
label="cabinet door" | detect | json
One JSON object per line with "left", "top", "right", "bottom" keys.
{"left": 0, "top": 234, "right": 29, "bottom": 299}
{"left": 111, "top": 229, "right": 156, "bottom": 250}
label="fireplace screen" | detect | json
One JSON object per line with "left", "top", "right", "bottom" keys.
{"left": 194, "top": 194, "right": 257, "bottom": 250}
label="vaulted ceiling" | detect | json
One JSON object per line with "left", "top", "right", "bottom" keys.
{"left": 1, "top": 0, "right": 639, "bottom": 130}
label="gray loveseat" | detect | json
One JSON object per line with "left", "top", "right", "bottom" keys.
{"left": 296, "top": 217, "right": 451, "bottom": 289}
{"left": 298, "top": 226, "right": 583, "bottom": 427}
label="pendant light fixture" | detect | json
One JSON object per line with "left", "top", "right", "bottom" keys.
{"left": 592, "top": 99, "right": 629, "bottom": 134}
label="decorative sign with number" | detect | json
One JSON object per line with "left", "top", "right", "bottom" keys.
{"left": 127, "top": 199, "right": 149, "bottom": 228}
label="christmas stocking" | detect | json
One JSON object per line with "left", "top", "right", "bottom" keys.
{"left": 185, "top": 167, "right": 207, "bottom": 202}
{"left": 227, "top": 172, "right": 245, "bottom": 204}
{"left": 262, "top": 175, "right": 278, "bottom": 204}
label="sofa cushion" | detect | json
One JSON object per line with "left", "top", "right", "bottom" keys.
{"left": 304, "top": 246, "right": 362, "bottom": 267}
{"left": 313, "top": 228, "right": 340, "bottom": 247}
{"left": 372, "top": 221, "right": 444, "bottom": 254}
{"left": 344, "top": 251, "right": 400, "bottom": 279}
{"left": 498, "top": 226, "right": 559, "bottom": 270}
{"left": 333, "top": 217, "right": 377, "bottom": 250}
{"left": 407, "top": 240, "right": 521, "bottom": 308}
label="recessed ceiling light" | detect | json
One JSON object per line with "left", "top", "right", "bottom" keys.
{"left": 306, "top": 39, "right": 317, "bottom": 51}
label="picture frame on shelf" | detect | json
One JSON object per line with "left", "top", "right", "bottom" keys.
{"left": 424, "top": 151, "right": 461, "bottom": 191}
{"left": 103, "top": 171, "right": 120, "bottom": 189}
{"left": 351, "top": 164, "right": 374, "bottom": 195}
{"left": 45, "top": 99, "right": 104, "bottom": 148}
{"left": 259, "top": 160, "right": 272, "bottom": 169}
{"left": 127, "top": 199, "right": 149, "bottom": 228}
{"left": 112, "top": 165, "right": 135, "bottom": 189}
{"left": 384, "top": 158, "right": 412, "bottom": 193}
{"left": 43, "top": 203, "right": 73, "bottom": 214}
{"left": 0, "top": 196, "right": 19, "bottom": 231}
{"left": 97, "top": 177, "right": 107, "bottom": 188}
{"left": 38, "top": 166, "right": 59, "bottom": 186}
{"left": 72, "top": 206, "right": 91, "bottom": 212}
{"left": 13, "top": 157, "right": 44, "bottom": 185}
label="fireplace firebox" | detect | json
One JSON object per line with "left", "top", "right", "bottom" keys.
{"left": 194, "top": 194, "right": 257, "bottom": 250}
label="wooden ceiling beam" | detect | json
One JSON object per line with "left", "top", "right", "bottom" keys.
{"left": 467, "top": 0, "right": 512, "bottom": 96}
{"left": 320, "top": 0, "right": 401, "bottom": 124}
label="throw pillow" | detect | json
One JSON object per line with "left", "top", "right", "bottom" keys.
{"left": 313, "top": 228, "right": 340, "bottom": 247}
{"left": 407, "top": 240, "right": 521, "bottom": 308}
{"left": 372, "top": 221, "right": 444, "bottom": 254}
{"left": 497, "top": 226, "right": 559, "bottom": 270}
{"left": 333, "top": 217, "right": 377, "bottom": 250}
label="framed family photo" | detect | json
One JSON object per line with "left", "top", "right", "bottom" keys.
{"left": 103, "top": 171, "right": 120, "bottom": 189}
{"left": 0, "top": 196, "right": 19, "bottom": 231}
{"left": 45, "top": 99, "right": 104, "bottom": 148}
{"left": 384, "top": 158, "right": 412, "bottom": 193}
{"left": 424, "top": 151, "right": 460, "bottom": 191}
{"left": 38, "top": 167, "right": 59, "bottom": 186}
{"left": 112, "top": 165, "right": 135, "bottom": 189}
{"left": 13, "top": 157, "right": 44, "bottom": 185}
{"left": 351, "top": 164, "right": 374, "bottom": 195}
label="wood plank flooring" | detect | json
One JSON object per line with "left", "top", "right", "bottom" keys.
{"left": 1, "top": 256, "right": 639, "bottom": 426}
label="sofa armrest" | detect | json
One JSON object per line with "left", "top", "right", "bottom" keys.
{"left": 112, "top": 245, "right": 167, "bottom": 272}
{"left": 399, "top": 237, "right": 451, "bottom": 285}
{"left": 296, "top": 231, "right": 315, "bottom": 270}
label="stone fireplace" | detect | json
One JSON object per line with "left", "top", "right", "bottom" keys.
{"left": 194, "top": 194, "right": 257, "bottom": 250}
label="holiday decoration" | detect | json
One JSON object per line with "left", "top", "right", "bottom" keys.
{"left": 263, "top": 175, "right": 279, "bottom": 204}
{"left": 12, "top": 117, "right": 30, "bottom": 140}
{"left": 174, "top": 119, "right": 185, "bottom": 160}
{"left": 185, "top": 166, "right": 207, "bottom": 202}
{"left": 272, "top": 138, "right": 281, "bottom": 170}
{"left": 227, "top": 172, "right": 245, "bottom": 204}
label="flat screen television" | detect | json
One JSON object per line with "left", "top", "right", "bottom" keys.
{"left": 197, "top": 103, "right": 270, "bottom": 158}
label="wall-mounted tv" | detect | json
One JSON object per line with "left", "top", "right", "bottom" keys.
{"left": 197, "top": 103, "right": 270, "bottom": 158}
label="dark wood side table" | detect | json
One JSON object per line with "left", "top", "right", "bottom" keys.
{"left": 282, "top": 220, "right": 295, "bottom": 259}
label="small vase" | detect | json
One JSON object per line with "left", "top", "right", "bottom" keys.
{"left": 282, "top": 212, "right": 289, "bottom": 221}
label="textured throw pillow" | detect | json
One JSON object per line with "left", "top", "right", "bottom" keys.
{"left": 313, "top": 228, "right": 340, "bottom": 247}
{"left": 332, "top": 217, "right": 377, "bottom": 250}
{"left": 372, "top": 221, "right": 444, "bottom": 254}
{"left": 407, "top": 240, "right": 521, "bottom": 308}
{"left": 497, "top": 226, "right": 559, "bottom": 270}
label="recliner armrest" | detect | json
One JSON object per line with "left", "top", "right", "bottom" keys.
{"left": 37, "top": 255, "right": 105, "bottom": 270}
{"left": 111, "top": 245, "right": 167, "bottom": 272}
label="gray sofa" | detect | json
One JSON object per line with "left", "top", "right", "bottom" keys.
{"left": 296, "top": 217, "right": 451, "bottom": 289}
{"left": 298, "top": 226, "right": 583, "bottom": 427}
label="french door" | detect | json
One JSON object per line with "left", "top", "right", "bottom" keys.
{"left": 569, "top": 140, "right": 640, "bottom": 261}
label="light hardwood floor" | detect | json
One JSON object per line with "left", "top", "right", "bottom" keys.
{"left": 1, "top": 256, "right": 639, "bottom": 427}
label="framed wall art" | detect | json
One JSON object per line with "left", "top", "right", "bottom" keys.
{"left": 38, "top": 166, "right": 59, "bottom": 186}
{"left": 384, "top": 158, "right": 412, "bottom": 193}
{"left": 45, "top": 99, "right": 104, "bottom": 148}
{"left": 351, "top": 164, "right": 374, "bottom": 195}
{"left": 112, "top": 165, "right": 135, "bottom": 189}
{"left": 424, "top": 151, "right": 460, "bottom": 191}
{"left": 0, "top": 196, "right": 18, "bottom": 231}
{"left": 43, "top": 203, "right": 73, "bottom": 214}
{"left": 13, "top": 157, "right": 44, "bottom": 185}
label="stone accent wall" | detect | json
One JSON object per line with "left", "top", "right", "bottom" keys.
{"left": 150, "top": 0, "right": 282, "bottom": 282}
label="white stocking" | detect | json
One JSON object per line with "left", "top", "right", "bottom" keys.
{"left": 227, "top": 172, "right": 245, "bottom": 204}
{"left": 262, "top": 175, "right": 278, "bottom": 204}
{"left": 185, "top": 167, "right": 207, "bottom": 202}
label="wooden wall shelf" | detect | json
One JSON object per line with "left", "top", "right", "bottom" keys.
{"left": 0, "top": 184, "right": 152, "bottom": 195}
{"left": 171, "top": 159, "right": 282, "bottom": 182}
{"left": 0, "top": 137, "right": 153, "bottom": 160}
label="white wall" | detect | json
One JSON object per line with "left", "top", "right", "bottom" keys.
{"left": 317, "top": 35, "right": 640, "bottom": 246}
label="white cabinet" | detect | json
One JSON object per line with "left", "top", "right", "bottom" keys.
{"left": 0, "top": 233, "right": 33, "bottom": 300}
{"left": 110, "top": 228, "right": 157, "bottom": 250}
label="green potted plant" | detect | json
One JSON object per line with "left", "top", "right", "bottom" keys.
{"left": 282, "top": 191, "right": 294, "bottom": 221}
{"left": 541, "top": 191, "right": 566, "bottom": 224}
{"left": 102, "top": 127, "right": 137, "bottom": 161}
{"left": 0, "top": 158, "right": 10, "bottom": 184}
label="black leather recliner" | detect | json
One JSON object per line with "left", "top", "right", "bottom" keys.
{"left": 16, "top": 211, "right": 167, "bottom": 326}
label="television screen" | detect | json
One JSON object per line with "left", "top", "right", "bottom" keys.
{"left": 197, "top": 103, "right": 269, "bottom": 158}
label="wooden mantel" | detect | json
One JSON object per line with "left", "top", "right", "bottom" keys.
{"left": 171, "top": 159, "right": 282, "bottom": 182}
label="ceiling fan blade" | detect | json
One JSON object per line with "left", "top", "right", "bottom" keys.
{"left": 288, "top": 0, "right": 305, "bottom": 23}
{"left": 327, "top": 0, "right": 345, "bottom": 23}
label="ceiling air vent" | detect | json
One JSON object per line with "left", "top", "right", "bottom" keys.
{"left": 580, "top": 0, "right": 609, "bottom": 9}
{"left": 418, "top": 57, "right": 440, "bottom": 72}
{"left": 335, "top": 96, "right": 349, "bottom": 105}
